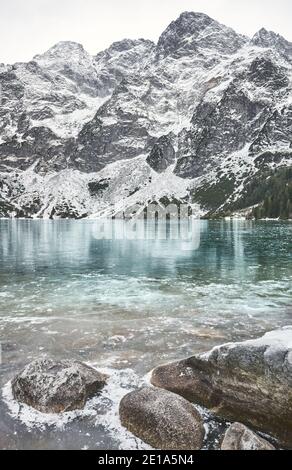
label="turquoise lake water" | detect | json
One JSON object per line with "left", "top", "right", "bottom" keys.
{"left": 0, "top": 219, "right": 291, "bottom": 449}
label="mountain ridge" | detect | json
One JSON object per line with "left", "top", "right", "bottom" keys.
{"left": 0, "top": 12, "right": 291, "bottom": 219}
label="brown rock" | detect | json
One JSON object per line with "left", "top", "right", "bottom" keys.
{"left": 119, "top": 386, "right": 205, "bottom": 450}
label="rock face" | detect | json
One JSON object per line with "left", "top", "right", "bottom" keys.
{"left": 252, "top": 28, "right": 292, "bottom": 62}
{"left": 0, "top": 11, "right": 292, "bottom": 218}
{"left": 119, "top": 387, "right": 205, "bottom": 450}
{"left": 151, "top": 327, "right": 292, "bottom": 447}
{"left": 156, "top": 11, "right": 246, "bottom": 59}
{"left": 147, "top": 135, "right": 176, "bottom": 173}
{"left": 221, "top": 422, "right": 275, "bottom": 450}
{"left": 12, "top": 358, "right": 108, "bottom": 413}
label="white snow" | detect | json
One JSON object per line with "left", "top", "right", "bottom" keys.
{"left": 30, "top": 95, "right": 109, "bottom": 138}
{"left": 201, "top": 326, "right": 292, "bottom": 360}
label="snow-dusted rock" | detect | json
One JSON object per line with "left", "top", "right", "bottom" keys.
{"left": 252, "top": 28, "right": 292, "bottom": 62}
{"left": 12, "top": 358, "right": 108, "bottom": 413}
{"left": 119, "top": 387, "right": 205, "bottom": 450}
{"left": 156, "top": 11, "right": 247, "bottom": 59}
{"left": 34, "top": 41, "right": 101, "bottom": 94}
{"left": 151, "top": 327, "right": 292, "bottom": 447}
{"left": 221, "top": 422, "right": 275, "bottom": 450}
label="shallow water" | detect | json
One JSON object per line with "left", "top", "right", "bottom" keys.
{"left": 0, "top": 219, "right": 291, "bottom": 449}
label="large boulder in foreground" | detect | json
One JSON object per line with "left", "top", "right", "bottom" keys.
{"left": 12, "top": 358, "right": 108, "bottom": 413}
{"left": 119, "top": 387, "right": 205, "bottom": 450}
{"left": 151, "top": 327, "right": 292, "bottom": 447}
{"left": 221, "top": 423, "right": 275, "bottom": 450}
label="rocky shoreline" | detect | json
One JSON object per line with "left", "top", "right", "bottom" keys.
{"left": 7, "top": 326, "right": 292, "bottom": 450}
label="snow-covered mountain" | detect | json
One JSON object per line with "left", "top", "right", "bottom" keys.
{"left": 0, "top": 11, "right": 291, "bottom": 219}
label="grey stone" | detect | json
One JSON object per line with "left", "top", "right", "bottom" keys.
{"left": 12, "top": 358, "right": 108, "bottom": 413}
{"left": 221, "top": 423, "right": 275, "bottom": 450}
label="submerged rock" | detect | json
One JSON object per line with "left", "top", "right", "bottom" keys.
{"left": 12, "top": 358, "right": 108, "bottom": 413}
{"left": 119, "top": 386, "right": 205, "bottom": 450}
{"left": 221, "top": 423, "right": 275, "bottom": 450}
{"left": 151, "top": 327, "right": 292, "bottom": 447}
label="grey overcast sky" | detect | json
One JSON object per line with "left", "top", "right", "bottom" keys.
{"left": 0, "top": 0, "right": 291, "bottom": 64}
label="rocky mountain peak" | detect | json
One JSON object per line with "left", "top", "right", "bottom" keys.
{"left": 252, "top": 28, "right": 292, "bottom": 60}
{"left": 93, "top": 38, "right": 155, "bottom": 93}
{"left": 172, "top": 11, "right": 215, "bottom": 29}
{"left": 253, "top": 28, "right": 281, "bottom": 46}
{"left": 157, "top": 11, "right": 247, "bottom": 59}
{"left": 33, "top": 41, "right": 99, "bottom": 94}
{"left": 102, "top": 38, "right": 154, "bottom": 55}
{"left": 34, "top": 41, "right": 87, "bottom": 64}
{"left": 94, "top": 38, "right": 155, "bottom": 65}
